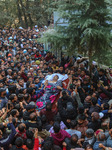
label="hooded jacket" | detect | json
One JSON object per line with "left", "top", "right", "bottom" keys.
{"left": 51, "top": 129, "right": 71, "bottom": 146}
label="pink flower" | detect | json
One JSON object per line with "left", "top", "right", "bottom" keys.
{"left": 36, "top": 102, "right": 43, "bottom": 108}
{"left": 46, "top": 85, "right": 51, "bottom": 88}
{"left": 50, "top": 95, "right": 56, "bottom": 103}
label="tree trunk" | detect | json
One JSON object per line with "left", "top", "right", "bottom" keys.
{"left": 19, "top": 0, "right": 28, "bottom": 28}
{"left": 26, "top": 0, "right": 33, "bottom": 27}
{"left": 88, "top": 38, "right": 93, "bottom": 79}
{"left": 17, "top": 0, "right": 24, "bottom": 27}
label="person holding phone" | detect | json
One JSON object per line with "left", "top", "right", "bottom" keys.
{"left": 0, "top": 116, "right": 16, "bottom": 150}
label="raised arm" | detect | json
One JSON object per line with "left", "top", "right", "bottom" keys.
{"left": 0, "top": 116, "right": 16, "bottom": 147}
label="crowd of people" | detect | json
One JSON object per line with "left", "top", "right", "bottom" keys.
{"left": 0, "top": 26, "right": 112, "bottom": 150}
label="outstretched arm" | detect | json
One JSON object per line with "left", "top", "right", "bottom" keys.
{"left": 0, "top": 116, "right": 16, "bottom": 147}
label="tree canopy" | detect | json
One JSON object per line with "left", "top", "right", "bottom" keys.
{"left": 0, "top": 0, "right": 111, "bottom": 65}
{"left": 41, "top": 0, "right": 112, "bottom": 65}
{"left": 0, "top": 0, "right": 53, "bottom": 28}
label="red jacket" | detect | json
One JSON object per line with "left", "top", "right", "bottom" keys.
{"left": 34, "top": 54, "right": 42, "bottom": 58}
{"left": 51, "top": 130, "right": 71, "bottom": 147}
{"left": 16, "top": 129, "right": 27, "bottom": 139}
{"left": 34, "top": 138, "right": 39, "bottom": 150}
{"left": 21, "top": 72, "right": 28, "bottom": 82}
{"left": 22, "top": 138, "right": 39, "bottom": 150}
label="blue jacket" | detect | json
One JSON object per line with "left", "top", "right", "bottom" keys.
{"left": 0, "top": 123, "right": 16, "bottom": 150}
{"left": 0, "top": 97, "right": 8, "bottom": 109}
{"left": 93, "top": 141, "right": 106, "bottom": 150}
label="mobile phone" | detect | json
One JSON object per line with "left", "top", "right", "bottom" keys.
{"left": 8, "top": 103, "right": 10, "bottom": 109}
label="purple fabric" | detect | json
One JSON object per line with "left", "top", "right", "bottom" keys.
{"left": 49, "top": 121, "right": 67, "bottom": 133}
{"left": 51, "top": 129, "right": 71, "bottom": 146}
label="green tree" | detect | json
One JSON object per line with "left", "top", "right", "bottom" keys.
{"left": 0, "top": 0, "right": 53, "bottom": 28}
{"left": 42, "top": 0, "right": 112, "bottom": 66}
{"left": 0, "top": 0, "right": 17, "bottom": 27}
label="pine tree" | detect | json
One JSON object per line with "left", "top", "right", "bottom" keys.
{"left": 42, "top": 0, "right": 112, "bottom": 65}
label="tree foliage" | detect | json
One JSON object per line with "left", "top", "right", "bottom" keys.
{"left": 41, "top": 0, "right": 112, "bottom": 65}
{"left": 0, "top": 0, "right": 52, "bottom": 28}
{"left": 0, "top": 0, "right": 111, "bottom": 65}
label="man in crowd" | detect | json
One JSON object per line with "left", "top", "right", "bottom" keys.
{"left": 0, "top": 26, "right": 112, "bottom": 150}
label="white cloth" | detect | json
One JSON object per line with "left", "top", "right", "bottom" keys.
{"left": 45, "top": 73, "right": 68, "bottom": 81}
{"left": 42, "top": 73, "right": 68, "bottom": 83}
{"left": 19, "top": 27, "right": 23, "bottom": 30}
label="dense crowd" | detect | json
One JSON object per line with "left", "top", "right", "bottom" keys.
{"left": 0, "top": 26, "right": 112, "bottom": 150}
